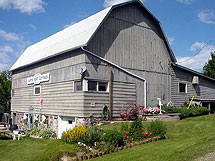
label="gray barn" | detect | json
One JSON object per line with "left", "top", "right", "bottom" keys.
{"left": 10, "top": 0, "right": 215, "bottom": 137}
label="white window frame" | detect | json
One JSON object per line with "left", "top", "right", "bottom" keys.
{"left": 178, "top": 82, "right": 187, "bottom": 93}
{"left": 34, "top": 85, "right": 41, "bottom": 95}
{"left": 82, "top": 79, "right": 109, "bottom": 92}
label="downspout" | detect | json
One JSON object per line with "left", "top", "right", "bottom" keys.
{"left": 81, "top": 47, "right": 147, "bottom": 108}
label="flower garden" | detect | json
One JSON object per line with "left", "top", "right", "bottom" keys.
{"left": 59, "top": 120, "right": 167, "bottom": 160}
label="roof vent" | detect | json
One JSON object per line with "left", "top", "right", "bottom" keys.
{"left": 192, "top": 76, "right": 199, "bottom": 85}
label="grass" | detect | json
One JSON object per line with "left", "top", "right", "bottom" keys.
{"left": 1, "top": 115, "right": 215, "bottom": 161}
{"left": 0, "top": 137, "right": 77, "bottom": 161}
{"left": 91, "top": 115, "right": 215, "bottom": 161}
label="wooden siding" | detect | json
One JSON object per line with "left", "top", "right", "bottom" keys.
{"left": 11, "top": 80, "right": 85, "bottom": 117}
{"left": 82, "top": 81, "right": 136, "bottom": 118}
{"left": 86, "top": 3, "right": 172, "bottom": 106}
{"left": 171, "top": 66, "right": 215, "bottom": 106}
{"left": 11, "top": 49, "right": 86, "bottom": 117}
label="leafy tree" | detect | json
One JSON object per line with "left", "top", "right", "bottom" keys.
{"left": 0, "top": 70, "right": 11, "bottom": 113}
{"left": 203, "top": 52, "right": 215, "bottom": 79}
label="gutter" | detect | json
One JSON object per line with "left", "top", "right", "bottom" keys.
{"left": 81, "top": 47, "right": 147, "bottom": 108}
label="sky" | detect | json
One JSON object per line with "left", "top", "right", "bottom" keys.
{"left": 0, "top": 0, "right": 214, "bottom": 72}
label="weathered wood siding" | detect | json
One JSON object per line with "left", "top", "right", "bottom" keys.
{"left": 82, "top": 80, "right": 136, "bottom": 118}
{"left": 86, "top": 2, "right": 172, "bottom": 106}
{"left": 171, "top": 66, "right": 215, "bottom": 106}
{"left": 11, "top": 49, "right": 86, "bottom": 117}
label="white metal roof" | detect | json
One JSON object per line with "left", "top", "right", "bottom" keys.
{"left": 10, "top": 7, "right": 112, "bottom": 71}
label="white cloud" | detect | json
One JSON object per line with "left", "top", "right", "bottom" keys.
{"left": 198, "top": 10, "right": 215, "bottom": 24}
{"left": 0, "top": 63, "right": 10, "bottom": 72}
{"left": 0, "top": 0, "right": 46, "bottom": 15}
{"left": 63, "top": 22, "right": 76, "bottom": 29}
{"left": 168, "top": 37, "right": 175, "bottom": 45}
{"left": 177, "top": 42, "right": 215, "bottom": 71}
{"left": 176, "top": 0, "right": 193, "bottom": 4}
{"left": 104, "top": 0, "right": 146, "bottom": 8}
{"left": 28, "top": 24, "right": 37, "bottom": 30}
{"left": 0, "top": 29, "right": 19, "bottom": 41}
{"left": 0, "top": 52, "right": 10, "bottom": 63}
{"left": 0, "top": 45, "right": 13, "bottom": 53}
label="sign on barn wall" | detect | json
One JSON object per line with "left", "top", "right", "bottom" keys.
{"left": 27, "top": 73, "right": 50, "bottom": 85}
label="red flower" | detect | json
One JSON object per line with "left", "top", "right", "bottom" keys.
{"left": 142, "top": 132, "right": 147, "bottom": 137}
{"left": 150, "top": 132, "right": 153, "bottom": 136}
{"left": 123, "top": 117, "right": 127, "bottom": 121}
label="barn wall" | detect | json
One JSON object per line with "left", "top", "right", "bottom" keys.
{"left": 171, "top": 66, "right": 215, "bottom": 106}
{"left": 11, "top": 49, "right": 86, "bottom": 117}
{"left": 86, "top": 2, "right": 172, "bottom": 106}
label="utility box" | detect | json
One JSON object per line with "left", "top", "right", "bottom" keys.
{"left": 192, "top": 76, "right": 199, "bottom": 85}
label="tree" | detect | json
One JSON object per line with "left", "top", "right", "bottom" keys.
{"left": 203, "top": 52, "right": 215, "bottom": 79}
{"left": 0, "top": 70, "right": 11, "bottom": 113}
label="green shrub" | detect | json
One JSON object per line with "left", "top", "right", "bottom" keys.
{"left": 129, "top": 120, "right": 144, "bottom": 141}
{"left": 162, "top": 106, "right": 209, "bottom": 119}
{"left": 80, "top": 126, "right": 104, "bottom": 147}
{"left": 46, "top": 140, "right": 77, "bottom": 161}
{"left": 120, "top": 122, "right": 129, "bottom": 133}
{"left": 25, "top": 128, "right": 57, "bottom": 139}
{"left": 103, "top": 129, "right": 124, "bottom": 147}
{"left": 63, "top": 126, "right": 87, "bottom": 143}
{"left": 148, "top": 120, "right": 167, "bottom": 139}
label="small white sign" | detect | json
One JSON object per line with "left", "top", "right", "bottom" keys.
{"left": 27, "top": 73, "right": 50, "bottom": 85}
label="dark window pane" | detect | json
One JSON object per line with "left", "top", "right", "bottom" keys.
{"left": 35, "top": 87, "right": 40, "bottom": 94}
{"left": 99, "top": 82, "right": 108, "bottom": 91}
{"left": 88, "top": 81, "right": 97, "bottom": 91}
{"left": 179, "top": 83, "right": 186, "bottom": 93}
{"left": 75, "top": 81, "right": 82, "bottom": 91}
{"left": 68, "top": 120, "right": 73, "bottom": 124}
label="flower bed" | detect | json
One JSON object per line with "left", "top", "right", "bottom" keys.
{"left": 61, "top": 120, "right": 167, "bottom": 160}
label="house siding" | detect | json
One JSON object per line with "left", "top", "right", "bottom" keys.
{"left": 171, "top": 66, "right": 215, "bottom": 106}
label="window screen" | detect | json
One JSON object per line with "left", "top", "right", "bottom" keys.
{"left": 88, "top": 81, "right": 97, "bottom": 91}
{"left": 74, "top": 81, "right": 82, "bottom": 91}
{"left": 98, "top": 82, "right": 108, "bottom": 91}
{"left": 34, "top": 86, "right": 41, "bottom": 95}
{"left": 179, "top": 83, "right": 186, "bottom": 93}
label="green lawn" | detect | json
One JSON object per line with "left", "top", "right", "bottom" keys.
{"left": 1, "top": 115, "right": 215, "bottom": 161}
{"left": 92, "top": 115, "right": 215, "bottom": 161}
{"left": 0, "top": 137, "right": 77, "bottom": 161}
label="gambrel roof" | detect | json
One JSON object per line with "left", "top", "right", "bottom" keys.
{"left": 10, "top": 0, "right": 176, "bottom": 71}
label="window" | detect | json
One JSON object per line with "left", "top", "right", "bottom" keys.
{"left": 99, "top": 82, "right": 108, "bottom": 91}
{"left": 34, "top": 86, "right": 41, "bottom": 95}
{"left": 68, "top": 120, "right": 73, "bottom": 124}
{"left": 179, "top": 83, "right": 187, "bottom": 93}
{"left": 88, "top": 81, "right": 97, "bottom": 91}
{"left": 11, "top": 89, "right": 14, "bottom": 97}
{"left": 74, "top": 81, "right": 82, "bottom": 91}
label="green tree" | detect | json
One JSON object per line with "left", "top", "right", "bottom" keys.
{"left": 203, "top": 52, "right": 215, "bottom": 79}
{"left": 0, "top": 70, "right": 11, "bottom": 113}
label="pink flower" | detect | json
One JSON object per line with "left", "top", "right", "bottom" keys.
{"left": 150, "top": 132, "right": 153, "bottom": 136}
{"left": 154, "top": 107, "right": 160, "bottom": 112}
{"left": 143, "top": 108, "right": 148, "bottom": 113}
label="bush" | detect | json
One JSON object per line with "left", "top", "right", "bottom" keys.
{"left": 162, "top": 106, "right": 210, "bottom": 119}
{"left": 63, "top": 126, "right": 87, "bottom": 143}
{"left": 26, "top": 128, "right": 57, "bottom": 139}
{"left": 46, "top": 140, "right": 77, "bottom": 161}
{"left": 129, "top": 120, "right": 144, "bottom": 140}
{"left": 80, "top": 126, "right": 104, "bottom": 147}
{"left": 103, "top": 129, "right": 124, "bottom": 147}
{"left": 148, "top": 120, "right": 167, "bottom": 139}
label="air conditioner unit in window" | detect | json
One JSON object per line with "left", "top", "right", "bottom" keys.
{"left": 192, "top": 76, "right": 199, "bottom": 85}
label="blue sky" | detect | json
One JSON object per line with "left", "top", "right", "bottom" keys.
{"left": 0, "top": 0, "right": 214, "bottom": 72}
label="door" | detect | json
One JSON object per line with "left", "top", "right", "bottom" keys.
{"left": 29, "top": 114, "right": 34, "bottom": 129}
